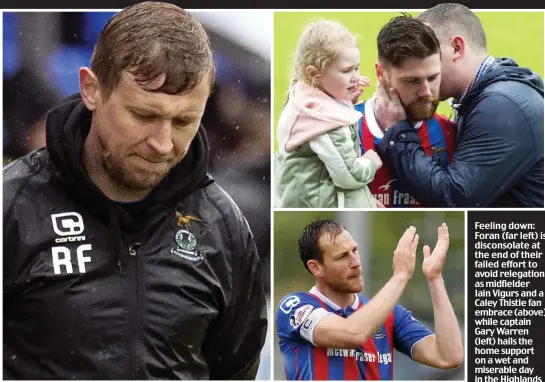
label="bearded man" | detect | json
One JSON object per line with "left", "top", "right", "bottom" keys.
{"left": 355, "top": 15, "right": 456, "bottom": 208}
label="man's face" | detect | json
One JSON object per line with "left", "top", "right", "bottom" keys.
{"left": 381, "top": 53, "right": 441, "bottom": 121}
{"left": 317, "top": 229, "right": 364, "bottom": 294}
{"left": 317, "top": 46, "right": 361, "bottom": 101}
{"left": 90, "top": 71, "right": 210, "bottom": 193}
{"left": 421, "top": 21, "right": 458, "bottom": 101}
{"left": 437, "top": 42, "right": 458, "bottom": 101}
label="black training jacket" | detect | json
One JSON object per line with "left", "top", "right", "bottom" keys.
{"left": 378, "top": 57, "right": 544, "bottom": 207}
{"left": 3, "top": 94, "right": 268, "bottom": 379}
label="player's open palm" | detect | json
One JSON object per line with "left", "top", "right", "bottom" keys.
{"left": 392, "top": 226, "right": 419, "bottom": 281}
{"left": 422, "top": 223, "right": 450, "bottom": 281}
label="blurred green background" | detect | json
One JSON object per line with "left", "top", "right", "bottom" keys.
{"left": 274, "top": 210, "right": 465, "bottom": 380}
{"left": 273, "top": 11, "right": 544, "bottom": 152}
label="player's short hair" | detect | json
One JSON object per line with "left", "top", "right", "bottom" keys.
{"left": 298, "top": 219, "right": 346, "bottom": 273}
{"left": 417, "top": 3, "right": 487, "bottom": 53}
{"left": 293, "top": 20, "right": 358, "bottom": 87}
{"left": 91, "top": 1, "right": 215, "bottom": 99}
{"left": 377, "top": 14, "right": 440, "bottom": 68}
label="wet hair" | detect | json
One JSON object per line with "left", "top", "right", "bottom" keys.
{"left": 91, "top": 1, "right": 215, "bottom": 99}
{"left": 292, "top": 20, "right": 358, "bottom": 87}
{"left": 377, "top": 14, "right": 440, "bottom": 68}
{"left": 298, "top": 219, "right": 346, "bottom": 273}
{"left": 417, "top": 3, "right": 487, "bottom": 53}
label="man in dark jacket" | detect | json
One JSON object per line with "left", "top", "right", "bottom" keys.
{"left": 374, "top": 4, "right": 544, "bottom": 207}
{"left": 3, "top": 2, "right": 267, "bottom": 379}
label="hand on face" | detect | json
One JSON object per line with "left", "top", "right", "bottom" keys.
{"left": 422, "top": 223, "right": 449, "bottom": 281}
{"left": 351, "top": 76, "right": 372, "bottom": 104}
{"left": 392, "top": 226, "right": 419, "bottom": 281}
{"left": 374, "top": 80, "right": 407, "bottom": 131}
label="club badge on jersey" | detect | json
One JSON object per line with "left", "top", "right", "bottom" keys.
{"left": 355, "top": 101, "right": 456, "bottom": 207}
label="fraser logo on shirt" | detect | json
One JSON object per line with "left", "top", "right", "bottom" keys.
{"left": 376, "top": 179, "right": 402, "bottom": 207}
{"left": 392, "top": 191, "right": 418, "bottom": 206}
{"left": 50, "top": 212, "right": 92, "bottom": 275}
{"left": 378, "top": 179, "right": 397, "bottom": 192}
{"left": 374, "top": 186, "right": 418, "bottom": 207}
{"left": 326, "top": 348, "right": 393, "bottom": 365}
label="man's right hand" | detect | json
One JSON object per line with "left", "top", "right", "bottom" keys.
{"left": 311, "top": 226, "right": 418, "bottom": 350}
{"left": 362, "top": 149, "right": 383, "bottom": 170}
{"left": 375, "top": 82, "right": 407, "bottom": 131}
{"left": 392, "top": 226, "right": 419, "bottom": 281}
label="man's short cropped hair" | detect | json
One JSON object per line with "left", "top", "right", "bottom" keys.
{"left": 298, "top": 219, "right": 345, "bottom": 273}
{"left": 377, "top": 14, "right": 441, "bottom": 68}
{"left": 417, "top": 3, "right": 487, "bottom": 52}
{"left": 91, "top": 1, "right": 215, "bottom": 99}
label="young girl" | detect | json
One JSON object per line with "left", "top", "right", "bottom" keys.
{"left": 275, "top": 20, "right": 382, "bottom": 208}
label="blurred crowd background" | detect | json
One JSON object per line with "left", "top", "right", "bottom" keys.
{"left": 274, "top": 210, "right": 465, "bottom": 380}
{"left": 2, "top": 10, "right": 271, "bottom": 379}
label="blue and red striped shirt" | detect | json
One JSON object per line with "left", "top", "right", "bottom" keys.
{"left": 355, "top": 99, "right": 456, "bottom": 207}
{"left": 276, "top": 287, "right": 433, "bottom": 380}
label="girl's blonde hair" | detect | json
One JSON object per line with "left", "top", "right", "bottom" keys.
{"left": 292, "top": 20, "right": 358, "bottom": 87}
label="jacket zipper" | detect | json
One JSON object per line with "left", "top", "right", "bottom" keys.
{"left": 128, "top": 242, "right": 141, "bottom": 379}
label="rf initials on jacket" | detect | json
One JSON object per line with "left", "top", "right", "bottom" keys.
{"left": 51, "top": 212, "right": 92, "bottom": 275}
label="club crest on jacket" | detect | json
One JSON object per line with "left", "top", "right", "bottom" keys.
{"left": 170, "top": 212, "right": 204, "bottom": 262}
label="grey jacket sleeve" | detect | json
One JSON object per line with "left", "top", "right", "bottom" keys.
{"left": 309, "top": 125, "right": 377, "bottom": 189}
{"left": 377, "top": 92, "right": 540, "bottom": 207}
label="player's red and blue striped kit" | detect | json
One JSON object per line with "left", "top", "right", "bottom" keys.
{"left": 355, "top": 99, "right": 456, "bottom": 207}
{"left": 276, "top": 287, "right": 433, "bottom": 380}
